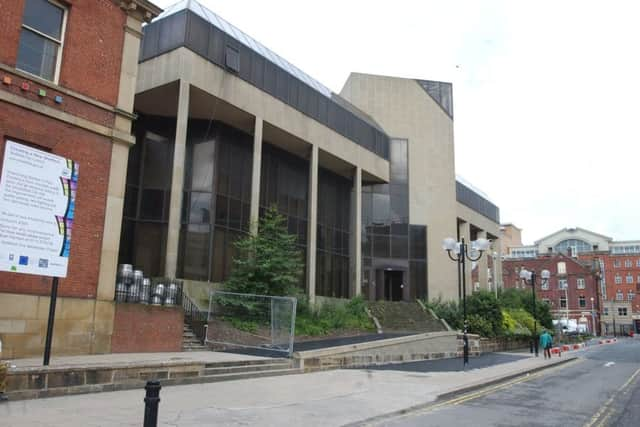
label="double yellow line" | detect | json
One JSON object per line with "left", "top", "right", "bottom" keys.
{"left": 584, "top": 367, "right": 640, "bottom": 427}
{"left": 369, "top": 359, "right": 582, "bottom": 425}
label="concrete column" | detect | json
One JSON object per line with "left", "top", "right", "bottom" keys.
{"left": 164, "top": 80, "right": 190, "bottom": 277}
{"left": 306, "top": 145, "right": 318, "bottom": 303}
{"left": 249, "top": 117, "right": 263, "bottom": 235}
{"left": 477, "top": 230, "right": 489, "bottom": 291}
{"left": 350, "top": 166, "right": 362, "bottom": 297}
{"left": 457, "top": 221, "right": 472, "bottom": 298}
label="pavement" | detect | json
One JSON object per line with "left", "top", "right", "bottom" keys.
{"left": 0, "top": 348, "right": 580, "bottom": 426}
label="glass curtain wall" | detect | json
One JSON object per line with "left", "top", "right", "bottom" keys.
{"left": 177, "top": 120, "right": 253, "bottom": 282}
{"left": 120, "top": 116, "right": 175, "bottom": 277}
{"left": 259, "top": 143, "right": 309, "bottom": 287}
{"left": 316, "top": 169, "right": 351, "bottom": 298}
{"left": 361, "top": 138, "right": 428, "bottom": 300}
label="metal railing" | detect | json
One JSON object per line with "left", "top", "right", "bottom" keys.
{"left": 182, "top": 292, "right": 208, "bottom": 345}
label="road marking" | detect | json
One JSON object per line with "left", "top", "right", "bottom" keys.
{"left": 584, "top": 367, "right": 640, "bottom": 427}
{"left": 604, "top": 362, "right": 615, "bottom": 367}
{"left": 360, "top": 359, "right": 583, "bottom": 426}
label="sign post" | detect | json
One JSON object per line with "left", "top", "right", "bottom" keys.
{"left": 0, "top": 141, "right": 78, "bottom": 365}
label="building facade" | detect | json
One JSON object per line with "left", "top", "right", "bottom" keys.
{"left": 124, "top": 0, "right": 501, "bottom": 306}
{"left": 0, "top": 0, "right": 161, "bottom": 358}
{"left": 502, "top": 253, "right": 600, "bottom": 335}
{"left": 506, "top": 227, "right": 640, "bottom": 334}
{"left": 1, "top": 0, "right": 502, "bottom": 358}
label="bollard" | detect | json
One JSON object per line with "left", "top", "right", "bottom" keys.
{"left": 143, "top": 380, "right": 161, "bottom": 427}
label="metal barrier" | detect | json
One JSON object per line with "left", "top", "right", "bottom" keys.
{"left": 182, "top": 292, "right": 208, "bottom": 344}
{"left": 205, "top": 291, "right": 297, "bottom": 357}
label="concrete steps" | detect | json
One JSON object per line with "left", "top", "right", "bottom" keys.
{"left": 182, "top": 323, "right": 207, "bottom": 351}
{"left": 5, "top": 357, "right": 301, "bottom": 401}
{"left": 368, "top": 301, "right": 447, "bottom": 333}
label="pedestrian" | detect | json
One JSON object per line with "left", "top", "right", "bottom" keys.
{"left": 0, "top": 337, "right": 8, "bottom": 402}
{"left": 539, "top": 330, "right": 553, "bottom": 359}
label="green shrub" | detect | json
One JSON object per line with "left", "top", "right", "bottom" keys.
{"left": 467, "top": 314, "right": 495, "bottom": 337}
{"left": 295, "top": 296, "right": 375, "bottom": 336}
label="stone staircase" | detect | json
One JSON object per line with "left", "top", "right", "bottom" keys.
{"left": 367, "top": 301, "right": 447, "bottom": 333}
{"left": 6, "top": 358, "right": 301, "bottom": 401}
{"left": 182, "top": 323, "right": 207, "bottom": 351}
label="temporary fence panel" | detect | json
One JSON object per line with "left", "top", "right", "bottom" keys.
{"left": 206, "top": 291, "right": 297, "bottom": 356}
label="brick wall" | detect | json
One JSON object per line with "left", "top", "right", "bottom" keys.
{"left": 0, "top": 102, "right": 111, "bottom": 299}
{"left": 0, "top": 0, "right": 125, "bottom": 105}
{"left": 111, "top": 303, "right": 184, "bottom": 353}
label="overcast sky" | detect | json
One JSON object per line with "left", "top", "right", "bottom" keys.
{"left": 153, "top": 0, "right": 640, "bottom": 244}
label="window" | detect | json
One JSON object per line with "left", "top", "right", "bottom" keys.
{"left": 616, "top": 291, "right": 624, "bottom": 300}
{"left": 614, "top": 259, "right": 621, "bottom": 268}
{"left": 579, "top": 295, "right": 586, "bottom": 308}
{"left": 16, "top": 0, "right": 67, "bottom": 82}
{"left": 560, "top": 297, "right": 567, "bottom": 308}
{"left": 577, "top": 278, "right": 585, "bottom": 289}
{"left": 627, "top": 274, "right": 634, "bottom": 284}
{"left": 625, "top": 259, "right": 632, "bottom": 268}
{"left": 603, "top": 307, "right": 609, "bottom": 316}
{"left": 558, "top": 279, "right": 568, "bottom": 290}
{"left": 542, "top": 298, "right": 550, "bottom": 305}
{"left": 541, "top": 280, "right": 549, "bottom": 290}
{"left": 618, "top": 307, "right": 628, "bottom": 316}
{"left": 557, "top": 262, "right": 567, "bottom": 275}
{"left": 615, "top": 274, "right": 622, "bottom": 284}
{"left": 636, "top": 259, "right": 640, "bottom": 268}
{"left": 628, "top": 292, "right": 635, "bottom": 301}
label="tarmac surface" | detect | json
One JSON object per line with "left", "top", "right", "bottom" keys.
{"left": 375, "top": 338, "right": 640, "bottom": 426}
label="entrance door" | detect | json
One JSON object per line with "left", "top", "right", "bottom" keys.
{"left": 384, "top": 270, "right": 404, "bottom": 301}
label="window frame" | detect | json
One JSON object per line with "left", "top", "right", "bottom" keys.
{"left": 17, "top": 0, "right": 68, "bottom": 83}
{"left": 576, "top": 278, "right": 585, "bottom": 289}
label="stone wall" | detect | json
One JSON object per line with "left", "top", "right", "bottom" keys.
{"left": 296, "top": 331, "right": 460, "bottom": 371}
{"left": 0, "top": 293, "right": 114, "bottom": 359}
{"left": 479, "top": 337, "right": 530, "bottom": 353}
{"left": 110, "top": 303, "right": 183, "bottom": 353}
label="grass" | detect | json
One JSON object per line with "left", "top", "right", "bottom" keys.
{"left": 295, "top": 296, "right": 375, "bottom": 336}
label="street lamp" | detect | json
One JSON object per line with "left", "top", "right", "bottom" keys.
{"left": 590, "top": 297, "right": 596, "bottom": 336}
{"left": 519, "top": 268, "right": 550, "bottom": 357}
{"left": 443, "top": 236, "right": 491, "bottom": 367}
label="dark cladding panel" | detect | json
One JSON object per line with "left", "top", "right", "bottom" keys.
{"left": 186, "top": 12, "right": 210, "bottom": 57}
{"left": 140, "top": 22, "right": 159, "bottom": 60}
{"left": 239, "top": 45, "right": 252, "bottom": 81}
{"left": 158, "top": 10, "right": 187, "bottom": 53}
{"left": 250, "top": 54, "right": 264, "bottom": 87}
{"left": 275, "top": 68, "right": 288, "bottom": 102}
{"left": 263, "top": 60, "right": 277, "bottom": 96}
{"left": 207, "top": 26, "right": 225, "bottom": 64}
{"left": 456, "top": 181, "right": 500, "bottom": 223}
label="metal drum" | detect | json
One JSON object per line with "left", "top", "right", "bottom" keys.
{"left": 140, "top": 278, "right": 151, "bottom": 304}
{"left": 115, "top": 281, "right": 127, "bottom": 302}
{"left": 118, "top": 264, "right": 133, "bottom": 286}
{"left": 151, "top": 283, "right": 165, "bottom": 306}
{"left": 128, "top": 270, "right": 144, "bottom": 303}
{"left": 165, "top": 282, "right": 178, "bottom": 306}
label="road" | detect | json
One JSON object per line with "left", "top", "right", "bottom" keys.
{"left": 372, "top": 338, "right": 640, "bottom": 427}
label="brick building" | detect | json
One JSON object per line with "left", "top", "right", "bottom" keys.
{"left": 0, "top": 0, "right": 161, "bottom": 358}
{"left": 505, "top": 227, "right": 640, "bottom": 334}
{"left": 502, "top": 253, "right": 600, "bottom": 334}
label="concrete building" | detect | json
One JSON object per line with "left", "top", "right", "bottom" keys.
{"left": 0, "top": 0, "right": 161, "bottom": 358}
{"left": 499, "top": 223, "right": 523, "bottom": 257}
{"left": 0, "top": 0, "right": 501, "bottom": 358}
{"left": 125, "top": 0, "right": 501, "bottom": 306}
